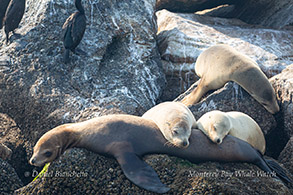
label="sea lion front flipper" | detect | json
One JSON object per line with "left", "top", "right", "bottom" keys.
{"left": 115, "top": 151, "right": 170, "bottom": 193}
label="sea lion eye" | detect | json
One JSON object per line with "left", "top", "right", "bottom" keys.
{"left": 173, "top": 130, "right": 179, "bottom": 135}
{"left": 44, "top": 151, "right": 52, "bottom": 158}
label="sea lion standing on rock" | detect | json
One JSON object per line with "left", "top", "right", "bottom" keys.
{"left": 30, "top": 115, "right": 291, "bottom": 193}
{"left": 181, "top": 44, "right": 280, "bottom": 114}
{"left": 142, "top": 102, "right": 197, "bottom": 148}
{"left": 197, "top": 110, "right": 266, "bottom": 154}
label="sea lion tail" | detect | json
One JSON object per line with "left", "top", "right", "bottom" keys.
{"left": 264, "top": 158, "right": 292, "bottom": 184}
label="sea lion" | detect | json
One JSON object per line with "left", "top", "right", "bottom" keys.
{"left": 181, "top": 44, "right": 280, "bottom": 114}
{"left": 30, "top": 114, "right": 291, "bottom": 193}
{"left": 142, "top": 102, "right": 197, "bottom": 148}
{"left": 197, "top": 110, "right": 266, "bottom": 154}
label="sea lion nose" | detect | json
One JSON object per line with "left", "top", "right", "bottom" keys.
{"left": 216, "top": 139, "right": 221, "bottom": 144}
{"left": 30, "top": 158, "right": 35, "bottom": 165}
{"left": 182, "top": 141, "right": 188, "bottom": 147}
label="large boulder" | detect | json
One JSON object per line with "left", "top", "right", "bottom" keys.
{"left": 0, "top": 0, "right": 165, "bottom": 143}
{"left": 156, "top": 0, "right": 293, "bottom": 28}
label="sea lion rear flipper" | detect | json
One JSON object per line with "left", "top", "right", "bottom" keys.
{"left": 115, "top": 152, "right": 170, "bottom": 193}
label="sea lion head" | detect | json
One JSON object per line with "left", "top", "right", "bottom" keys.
{"left": 203, "top": 111, "right": 231, "bottom": 144}
{"left": 165, "top": 120, "right": 191, "bottom": 148}
{"left": 29, "top": 127, "right": 69, "bottom": 167}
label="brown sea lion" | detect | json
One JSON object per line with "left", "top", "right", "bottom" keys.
{"left": 30, "top": 114, "right": 290, "bottom": 193}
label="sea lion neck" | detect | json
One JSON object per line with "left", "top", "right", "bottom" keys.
{"left": 55, "top": 124, "right": 82, "bottom": 155}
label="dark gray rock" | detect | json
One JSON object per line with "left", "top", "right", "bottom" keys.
{"left": 0, "top": 158, "right": 23, "bottom": 194}
{"left": 15, "top": 149, "right": 291, "bottom": 194}
{"left": 0, "top": 113, "right": 36, "bottom": 185}
{"left": 279, "top": 137, "right": 293, "bottom": 175}
{"left": 271, "top": 65, "right": 293, "bottom": 138}
{"left": 0, "top": 0, "right": 166, "bottom": 144}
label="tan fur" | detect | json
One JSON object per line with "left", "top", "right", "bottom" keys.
{"left": 197, "top": 110, "right": 266, "bottom": 154}
{"left": 142, "top": 102, "right": 197, "bottom": 148}
{"left": 181, "top": 44, "right": 279, "bottom": 114}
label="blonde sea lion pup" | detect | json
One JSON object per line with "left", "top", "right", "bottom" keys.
{"left": 142, "top": 102, "right": 197, "bottom": 148}
{"left": 197, "top": 110, "right": 266, "bottom": 154}
{"left": 181, "top": 44, "right": 279, "bottom": 114}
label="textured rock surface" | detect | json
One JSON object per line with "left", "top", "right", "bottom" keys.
{"left": 156, "top": 0, "right": 293, "bottom": 28}
{"left": 0, "top": 158, "right": 23, "bottom": 194}
{"left": 0, "top": 113, "right": 36, "bottom": 185}
{"left": 271, "top": 65, "right": 293, "bottom": 138}
{"left": 279, "top": 137, "right": 293, "bottom": 175}
{"left": 0, "top": 0, "right": 165, "bottom": 143}
{"left": 0, "top": 143, "right": 11, "bottom": 160}
{"left": 15, "top": 149, "right": 291, "bottom": 194}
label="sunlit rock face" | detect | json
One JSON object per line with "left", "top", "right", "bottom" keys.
{"left": 157, "top": 9, "right": 293, "bottom": 100}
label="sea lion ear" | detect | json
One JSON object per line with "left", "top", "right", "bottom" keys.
{"left": 115, "top": 152, "right": 170, "bottom": 193}
{"left": 165, "top": 122, "right": 171, "bottom": 126}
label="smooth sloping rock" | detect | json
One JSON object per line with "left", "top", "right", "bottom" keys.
{"left": 157, "top": 9, "right": 293, "bottom": 78}
{"left": 156, "top": 0, "right": 293, "bottom": 28}
{"left": 156, "top": 0, "right": 234, "bottom": 13}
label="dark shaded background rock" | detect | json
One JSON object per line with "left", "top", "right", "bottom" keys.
{"left": 156, "top": 0, "right": 293, "bottom": 28}
{"left": 0, "top": 158, "right": 23, "bottom": 194}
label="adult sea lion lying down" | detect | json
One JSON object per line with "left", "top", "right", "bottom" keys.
{"left": 30, "top": 114, "right": 291, "bottom": 193}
